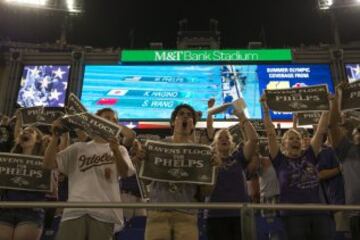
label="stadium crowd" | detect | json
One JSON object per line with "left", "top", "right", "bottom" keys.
{"left": 0, "top": 82, "right": 359, "bottom": 240}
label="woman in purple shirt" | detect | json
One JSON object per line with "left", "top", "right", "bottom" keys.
{"left": 206, "top": 108, "right": 258, "bottom": 240}
{"left": 261, "top": 96, "right": 334, "bottom": 240}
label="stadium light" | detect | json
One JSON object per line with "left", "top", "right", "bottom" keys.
{"left": 2, "top": 0, "right": 83, "bottom": 13}
{"left": 318, "top": 0, "right": 333, "bottom": 10}
{"left": 320, "top": 0, "right": 360, "bottom": 9}
{"left": 66, "top": 0, "right": 74, "bottom": 11}
{"left": 5, "top": 0, "right": 48, "bottom": 6}
{"left": 65, "top": 0, "right": 81, "bottom": 13}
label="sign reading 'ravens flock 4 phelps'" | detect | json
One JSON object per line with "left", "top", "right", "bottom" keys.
{"left": 0, "top": 153, "right": 51, "bottom": 192}
{"left": 140, "top": 140, "right": 215, "bottom": 185}
{"left": 341, "top": 80, "right": 360, "bottom": 111}
{"left": 61, "top": 112, "right": 122, "bottom": 141}
{"left": 297, "top": 112, "right": 322, "bottom": 126}
{"left": 265, "top": 85, "right": 329, "bottom": 113}
{"left": 66, "top": 93, "right": 87, "bottom": 114}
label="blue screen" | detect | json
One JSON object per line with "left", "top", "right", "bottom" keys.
{"left": 257, "top": 64, "right": 334, "bottom": 120}
{"left": 17, "top": 65, "right": 70, "bottom": 108}
{"left": 81, "top": 64, "right": 334, "bottom": 120}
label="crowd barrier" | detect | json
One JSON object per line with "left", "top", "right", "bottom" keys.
{"left": 2, "top": 202, "right": 359, "bottom": 239}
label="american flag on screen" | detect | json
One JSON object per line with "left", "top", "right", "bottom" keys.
{"left": 346, "top": 64, "right": 360, "bottom": 83}
{"left": 17, "top": 65, "right": 70, "bottom": 108}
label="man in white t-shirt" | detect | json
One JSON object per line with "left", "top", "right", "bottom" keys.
{"left": 43, "top": 108, "right": 135, "bottom": 240}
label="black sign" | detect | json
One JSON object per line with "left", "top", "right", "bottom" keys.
{"left": 140, "top": 140, "right": 215, "bottom": 185}
{"left": 20, "top": 107, "right": 43, "bottom": 126}
{"left": 136, "top": 173, "right": 150, "bottom": 200}
{"left": 341, "top": 80, "right": 360, "bottom": 111}
{"left": 297, "top": 112, "right": 322, "bottom": 126}
{"left": 228, "top": 123, "right": 245, "bottom": 146}
{"left": 0, "top": 153, "right": 51, "bottom": 192}
{"left": 37, "top": 107, "right": 65, "bottom": 125}
{"left": 61, "top": 112, "right": 122, "bottom": 141}
{"left": 67, "top": 93, "right": 87, "bottom": 114}
{"left": 265, "top": 85, "right": 329, "bottom": 112}
{"left": 137, "top": 134, "right": 161, "bottom": 145}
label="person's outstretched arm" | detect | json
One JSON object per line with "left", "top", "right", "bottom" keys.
{"left": 329, "top": 83, "right": 347, "bottom": 148}
{"left": 260, "top": 95, "right": 279, "bottom": 159}
{"left": 310, "top": 111, "right": 329, "bottom": 156}
{"left": 206, "top": 98, "right": 216, "bottom": 140}
{"left": 109, "top": 137, "right": 135, "bottom": 178}
{"left": 233, "top": 110, "right": 258, "bottom": 160}
{"left": 43, "top": 120, "right": 62, "bottom": 170}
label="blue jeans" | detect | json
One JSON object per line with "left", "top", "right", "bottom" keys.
{"left": 256, "top": 215, "right": 286, "bottom": 240}
{"left": 0, "top": 208, "right": 45, "bottom": 228}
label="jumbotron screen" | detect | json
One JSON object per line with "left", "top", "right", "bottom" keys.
{"left": 17, "top": 65, "right": 70, "bottom": 107}
{"left": 345, "top": 64, "right": 360, "bottom": 83}
{"left": 81, "top": 64, "right": 334, "bottom": 121}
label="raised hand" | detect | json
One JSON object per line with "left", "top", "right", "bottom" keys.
{"left": 260, "top": 94, "right": 269, "bottom": 112}
{"left": 108, "top": 137, "right": 120, "bottom": 152}
{"left": 328, "top": 94, "right": 335, "bottom": 102}
{"left": 130, "top": 139, "right": 146, "bottom": 163}
{"left": 51, "top": 119, "right": 66, "bottom": 137}
{"left": 208, "top": 98, "right": 215, "bottom": 108}
{"left": 335, "top": 81, "right": 348, "bottom": 94}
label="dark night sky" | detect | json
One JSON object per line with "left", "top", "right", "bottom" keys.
{"left": 0, "top": 0, "right": 360, "bottom": 49}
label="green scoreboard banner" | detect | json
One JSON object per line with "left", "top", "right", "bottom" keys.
{"left": 121, "top": 49, "right": 292, "bottom": 63}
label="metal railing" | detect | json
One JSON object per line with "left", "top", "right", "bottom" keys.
{"left": 1, "top": 201, "right": 359, "bottom": 211}
{"left": 2, "top": 202, "right": 359, "bottom": 239}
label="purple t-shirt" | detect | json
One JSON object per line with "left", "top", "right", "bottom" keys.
{"left": 208, "top": 147, "right": 250, "bottom": 218}
{"left": 272, "top": 147, "right": 323, "bottom": 215}
{"left": 317, "top": 146, "right": 345, "bottom": 205}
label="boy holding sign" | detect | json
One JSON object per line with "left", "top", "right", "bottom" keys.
{"left": 43, "top": 108, "right": 135, "bottom": 240}
{"left": 133, "top": 104, "right": 213, "bottom": 240}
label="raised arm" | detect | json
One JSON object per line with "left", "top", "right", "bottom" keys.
{"left": 206, "top": 98, "right": 215, "bottom": 140}
{"left": 109, "top": 138, "right": 134, "bottom": 177}
{"left": 310, "top": 111, "right": 329, "bottom": 156}
{"left": 119, "top": 125, "right": 136, "bottom": 148}
{"left": 234, "top": 111, "right": 258, "bottom": 160}
{"left": 43, "top": 120, "right": 62, "bottom": 170}
{"left": 14, "top": 110, "right": 22, "bottom": 140}
{"left": 292, "top": 113, "right": 298, "bottom": 129}
{"left": 58, "top": 132, "right": 70, "bottom": 151}
{"left": 130, "top": 139, "right": 145, "bottom": 167}
{"left": 260, "top": 95, "right": 279, "bottom": 159}
{"left": 329, "top": 83, "right": 347, "bottom": 148}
